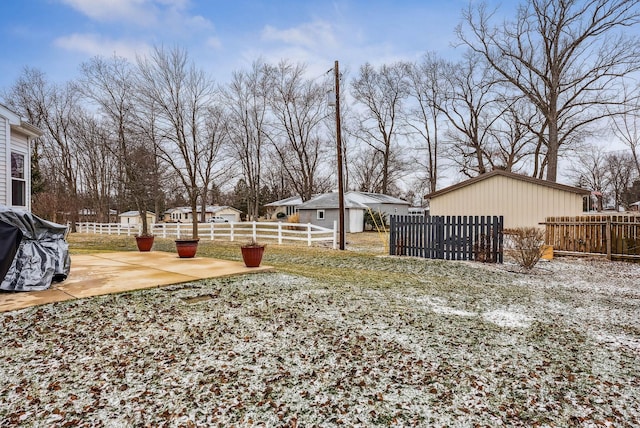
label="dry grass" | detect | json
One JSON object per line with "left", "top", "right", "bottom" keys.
{"left": 1, "top": 233, "right": 639, "bottom": 426}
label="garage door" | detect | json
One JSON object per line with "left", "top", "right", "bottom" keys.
{"left": 220, "top": 214, "right": 236, "bottom": 222}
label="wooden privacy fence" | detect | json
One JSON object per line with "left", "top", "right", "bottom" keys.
{"left": 389, "top": 215, "right": 504, "bottom": 263}
{"left": 544, "top": 215, "right": 640, "bottom": 261}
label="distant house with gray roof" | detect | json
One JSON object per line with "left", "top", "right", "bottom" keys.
{"left": 264, "top": 196, "right": 304, "bottom": 219}
{"left": 294, "top": 191, "right": 411, "bottom": 233}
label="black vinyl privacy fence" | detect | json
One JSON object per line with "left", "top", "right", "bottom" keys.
{"left": 389, "top": 215, "right": 504, "bottom": 263}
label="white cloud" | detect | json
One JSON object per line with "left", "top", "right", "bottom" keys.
{"left": 58, "top": 0, "right": 214, "bottom": 32}
{"left": 54, "top": 33, "right": 151, "bottom": 60}
{"left": 261, "top": 20, "right": 337, "bottom": 50}
{"left": 59, "top": 0, "right": 155, "bottom": 24}
{"left": 206, "top": 37, "right": 222, "bottom": 50}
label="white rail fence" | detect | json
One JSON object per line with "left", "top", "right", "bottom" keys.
{"left": 75, "top": 221, "right": 337, "bottom": 248}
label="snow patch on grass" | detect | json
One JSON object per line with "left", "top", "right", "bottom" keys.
{"left": 482, "top": 309, "right": 533, "bottom": 328}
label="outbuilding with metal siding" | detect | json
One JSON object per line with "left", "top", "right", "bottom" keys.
{"left": 424, "top": 170, "right": 591, "bottom": 230}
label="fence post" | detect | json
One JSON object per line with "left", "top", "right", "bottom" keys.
{"left": 606, "top": 217, "right": 612, "bottom": 261}
{"left": 389, "top": 215, "right": 396, "bottom": 255}
{"left": 333, "top": 221, "right": 337, "bottom": 249}
{"left": 278, "top": 222, "right": 283, "bottom": 244}
{"left": 307, "top": 223, "right": 312, "bottom": 246}
{"left": 252, "top": 221, "right": 257, "bottom": 242}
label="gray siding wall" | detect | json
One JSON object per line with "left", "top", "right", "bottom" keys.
{"left": 298, "top": 208, "right": 361, "bottom": 232}
{"left": 364, "top": 203, "right": 409, "bottom": 224}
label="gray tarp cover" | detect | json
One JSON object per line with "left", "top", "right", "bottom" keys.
{"left": 0, "top": 206, "right": 70, "bottom": 291}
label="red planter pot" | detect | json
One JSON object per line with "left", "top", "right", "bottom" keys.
{"left": 241, "top": 245, "right": 265, "bottom": 267}
{"left": 175, "top": 239, "right": 199, "bottom": 258}
{"left": 135, "top": 235, "right": 154, "bottom": 252}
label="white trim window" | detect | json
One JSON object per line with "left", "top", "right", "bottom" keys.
{"left": 317, "top": 209, "right": 325, "bottom": 220}
{"left": 11, "top": 152, "right": 26, "bottom": 207}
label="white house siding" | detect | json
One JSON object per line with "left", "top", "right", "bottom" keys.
{"left": 0, "top": 116, "right": 7, "bottom": 206}
{"left": 429, "top": 174, "right": 586, "bottom": 229}
{"left": 120, "top": 212, "right": 156, "bottom": 226}
{"left": 214, "top": 208, "right": 242, "bottom": 222}
{"left": 349, "top": 209, "right": 364, "bottom": 233}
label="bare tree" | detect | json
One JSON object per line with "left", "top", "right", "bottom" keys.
{"left": 439, "top": 53, "right": 501, "bottom": 178}
{"left": 567, "top": 144, "right": 608, "bottom": 210}
{"left": 349, "top": 146, "right": 405, "bottom": 195}
{"left": 222, "top": 61, "right": 270, "bottom": 219}
{"left": 5, "top": 70, "right": 83, "bottom": 225}
{"left": 605, "top": 152, "right": 637, "bottom": 209}
{"left": 265, "top": 60, "right": 331, "bottom": 201}
{"left": 610, "top": 84, "right": 640, "bottom": 176}
{"left": 404, "top": 54, "right": 446, "bottom": 193}
{"left": 72, "top": 113, "right": 117, "bottom": 222}
{"left": 78, "top": 55, "right": 158, "bottom": 235}
{"left": 351, "top": 62, "right": 408, "bottom": 194}
{"left": 486, "top": 95, "right": 540, "bottom": 172}
{"left": 130, "top": 97, "right": 169, "bottom": 223}
{"left": 197, "top": 103, "right": 231, "bottom": 221}
{"left": 137, "top": 46, "right": 218, "bottom": 238}
{"left": 457, "top": 0, "right": 640, "bottom": 182}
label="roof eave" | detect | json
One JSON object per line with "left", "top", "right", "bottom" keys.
{"left": 424, "top": 170, "right": 591, "bottom": 199}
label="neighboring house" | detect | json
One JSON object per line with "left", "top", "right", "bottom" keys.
{"left": 630, "top": 201, "right": 640, "bottom": 212}
{"left": 78, "top": 208, "right": 118, "bottom": 223}
{"left": 163, "top": 205, "right": 242, "bottom": 223}
{"left": 208, "top": 206, "right": 242, "bottom": 222}
{"left": 119, "top": 211, "right": 156, "bottom": 227}
{"left": 296, "top": 193, "right": 369, "bottom": 233}
{"left": 346, "top": 191, "right": 410, "bottom": 222}
{"left": 264, "top": 196, "right": 303, "bottom": 219}
{"left": 408, "top": 206, "right": 429, "bottom": 216}
{"left": 424, "top": 170, "right": 591, "bottom": 229}
{"left": 0, "top": 104, "right": 43, "bottom": 211}
{"left": 265, "top": 191, "right": 410, "bottom": 224}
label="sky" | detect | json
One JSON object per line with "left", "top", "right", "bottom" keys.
{"left": 0, "top": 0, "right": 514, "bottom": 91}
{"left": 0, "top": 0, "right": 632, "bottom": 190}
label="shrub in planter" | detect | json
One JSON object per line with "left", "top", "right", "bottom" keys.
{"left": 135, "top": 234, "right": 155, "bottom": 252}
{"left": 175, "top": 238, "right": 199, "bottom": 258}
{"left": 240, "top": 240, "right": 265, "bottom": 267}
{"left": 504, "top": 227, "right": 545, "bottom": 270}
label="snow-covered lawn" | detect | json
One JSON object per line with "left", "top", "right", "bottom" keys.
{"left": 1, "top": 253, "right": 639, "bottom": 426}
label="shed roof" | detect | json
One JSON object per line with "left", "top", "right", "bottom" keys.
{"left": 119, "top": 211, "right": 156, "bottom": 217}
{"left": 264, "top": 196, "right": 304, "bottom": 207}
{"left": 346, "top": 191, "right": 410, "bottom": 205}
{"left": 424, "top": 170, "right": 591, "bottom": 199}
{"left": 298, "top": 193, "right": 368, "bottom": 210}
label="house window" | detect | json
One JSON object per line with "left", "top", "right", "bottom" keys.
{"left": 317, "top": 209, "right": 325, "bottom": 220}
{"left": 11, "top": 152, "right": 25, "bottom": 207}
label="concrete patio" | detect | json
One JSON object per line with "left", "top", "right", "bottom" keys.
{"left": 0, "top": 251, "right": 273, "bottom": 312}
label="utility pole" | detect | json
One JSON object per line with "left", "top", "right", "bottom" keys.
{"left": 334, "top": 60, "right": 345, "bottom": 250}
